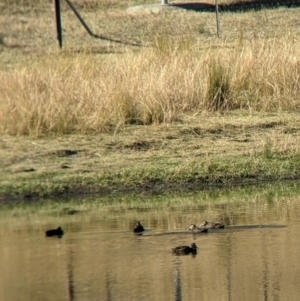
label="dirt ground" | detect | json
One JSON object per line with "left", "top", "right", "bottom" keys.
{"left": 2, "top": 112, "right": 300, "bottom": 200}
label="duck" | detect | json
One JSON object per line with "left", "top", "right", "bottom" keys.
{"left": 45, "top": 227, "right": 64, "bottom": 237}
{"left": 188, "top": 224, "right": 209, "bottom": 233}
{"left": 133, "top": 221, "right": 144, "bottom": 233}
{"left": 172, "top": 243, "right": 198, "bottom": 255}
{"left": 199, "top": 220, "right": 225, "bottom": 229}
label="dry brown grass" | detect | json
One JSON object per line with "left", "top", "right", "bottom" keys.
{"left": 1, "top": 1, "right": 300, "bottom": 136}
{"left": 1, "top": 39, "right": 300, "bottom": 135}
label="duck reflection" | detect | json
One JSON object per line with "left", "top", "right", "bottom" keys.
{"left": 172, "top": 242, "right": 198, "bottom": 301}
{"left": 67, "top": 247, "right": 75, "bottom": 301}
{"left": 105, "top": 271, "right": 112, "bottom": 301}
{"left": 173, "top": 258, "right": 182, "bottom": 301}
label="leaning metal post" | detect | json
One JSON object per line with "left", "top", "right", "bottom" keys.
{"left": 52, "top": 0, "right": 143, "bottom": 48}
{"left": 64, "top": 0, "right": 96, "bottom": 37}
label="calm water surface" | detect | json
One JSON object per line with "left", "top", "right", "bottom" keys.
{"left": 1, "top": 183, "right": 300, "bottom": 301}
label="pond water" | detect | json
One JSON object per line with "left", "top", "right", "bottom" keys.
{"left": 1, "top": 182, "right": 300, "bottom": 301}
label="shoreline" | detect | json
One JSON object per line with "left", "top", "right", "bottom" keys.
{"left": 2, "top": 112, "right": 300, "bottom": 201}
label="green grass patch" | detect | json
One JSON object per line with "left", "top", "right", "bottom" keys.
{"left": 2, "top": 148, "right": 300, "bottom": 198}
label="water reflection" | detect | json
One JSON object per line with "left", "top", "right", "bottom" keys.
{"left": 2, "top": 183, "right": 300, "bottom": 301}
{"left": 173, "top": 258, "right": 182, "bottom": 301}
{"left": 67, "top": 245, "right": 75, "bottom": 301}
{"left": 226, "top": 234, "right": 233, "bottom": 301}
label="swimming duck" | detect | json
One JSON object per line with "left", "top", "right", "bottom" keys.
{"left": 133, "top": 221, "right": 144, "bottom": 233}
{"left": 188, "top": 224, "right": 209, "bottom": 233}
{"left": 199, "top": 220, "right": 225, "bottom": 229}
{"left": 45, "top": 227, "right": 64, "bottom": 237}
{"left": 172, "top": 243, "right": 198, "bottom": 255}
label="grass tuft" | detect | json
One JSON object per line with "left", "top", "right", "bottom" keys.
{"left": 205, "top": 59, "right": 231, "bottom": 111}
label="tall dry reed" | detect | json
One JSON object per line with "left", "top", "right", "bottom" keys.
{"left": 1, "top": 38, "right": 300, "bottom": 136}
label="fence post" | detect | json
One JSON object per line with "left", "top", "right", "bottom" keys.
{"left": 161, "top": 0, "right": 168, "bottom": 5}
{"left": 53, "top": 0, "right": 63, "bottom": 48}
{"left": 215, "top": 0, "right": 220, "bottom": 38}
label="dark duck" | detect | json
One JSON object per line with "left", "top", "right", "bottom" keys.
{"left": 199, "top": 220, "right": 225, "bottom": 229}
{"left": 172, "top": 243, "right": 198, "bottom": 255}
{"left": 133, "top": 221, "right": 144, "bottom": 233}
{"left": 188, "top": 224, "right": 209, "bottom": 233}
{"left": 45, "top": 227, "right": 64, "bottom": 237}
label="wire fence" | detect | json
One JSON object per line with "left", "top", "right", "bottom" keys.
{"left": 2, "top": 0, "right": 300, "bottom": 53}
{"left": 52, "top": 0, "right": 300, "bottom": 48}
